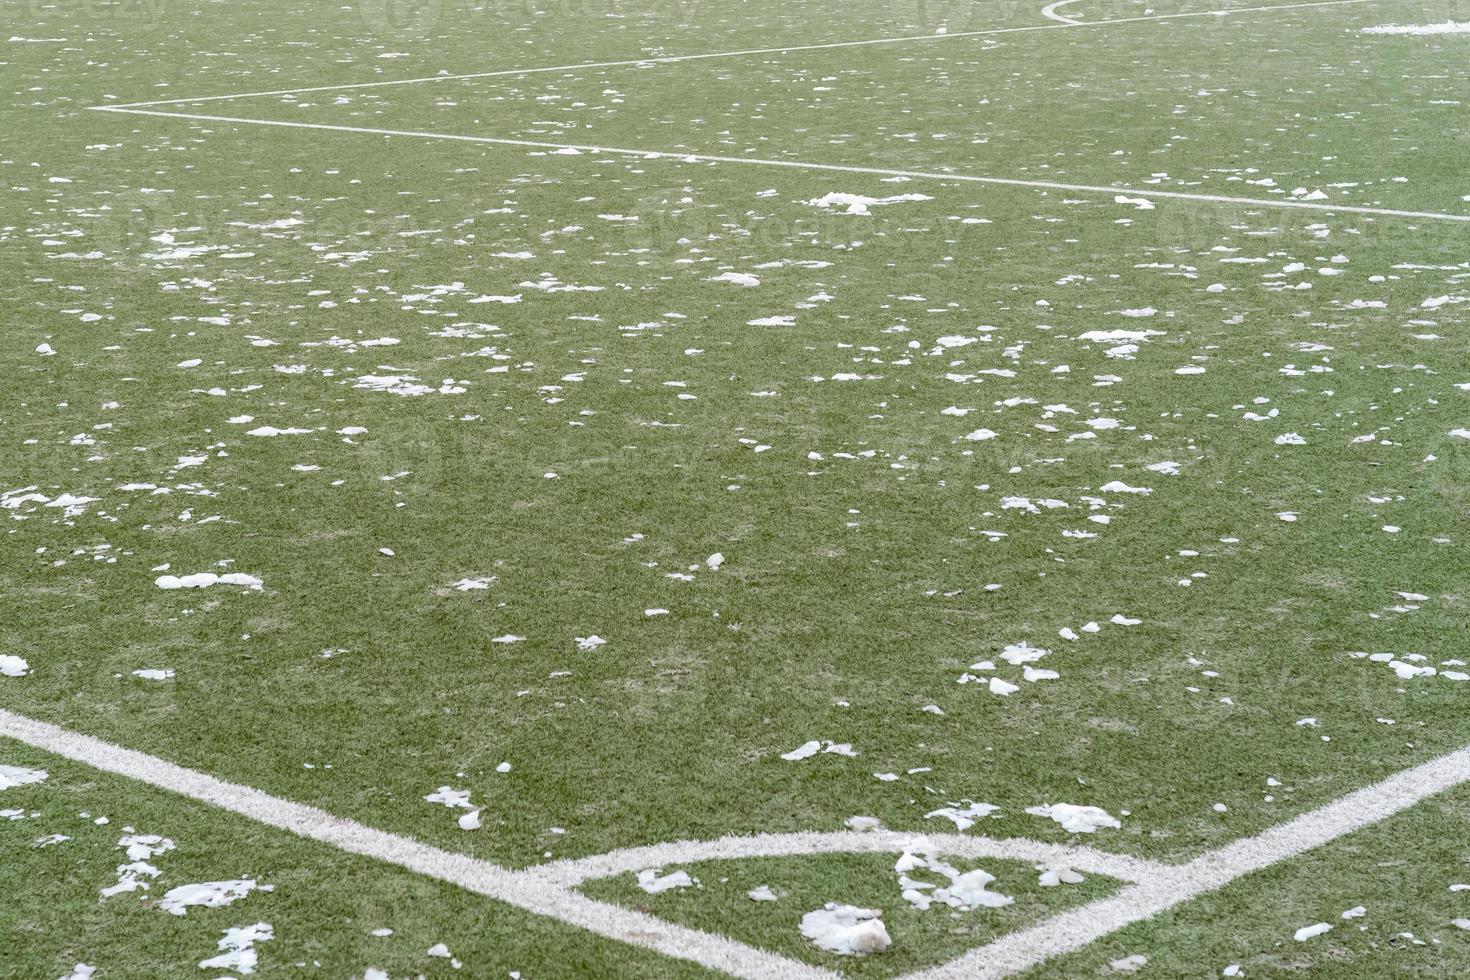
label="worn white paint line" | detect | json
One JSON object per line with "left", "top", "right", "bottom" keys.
{"left": 99, "top": 0, "right": 1384, "bottom": 109}
{"left": 531, "top": 889, "right": 839, "bottom": 979}
{"left": 0, "top": 708, "right": 832, "bottom": 980}
{"left": 529, "top": 829, "right": 1167, "bottom": 888}
{"left": 5, "top": 707, "right": 1470, "bottom": 977}
{"left": 1040, "top": 0, "right": 1087, "bottom": 26}
{"left": 88, "top": 107, "right": 1470, "bottom": 224}
{"left": 900, "top": 740, "right": 1470, "bottom": 980}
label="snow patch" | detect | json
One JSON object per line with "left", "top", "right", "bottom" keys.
{"left": 159, "top": 879, "right": 273, "bottom": 916}
{"left": 1026, "top": 803, "right": 1121, "bottom": 833}
{"left": 806, "top": 192, "right": 932, "bottom": 216}
{"left": 799, "top": 904, "right": 891, "bottom": 955}
{"left": 0, "top": 765, "right": 47, "bottom": 790}
{"left": 636, "top": 868, "right": 696, "bottom": 893}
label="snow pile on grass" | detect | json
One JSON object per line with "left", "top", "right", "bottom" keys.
{"left": 159, "top": 879, "right": 273, "bottom": 916}
{"left": 0, "top": 765, "right": 47, "bottom": 790}
{"left": 1027, "top": 802, "right": 1121, "bottom": 833}
{"left": 799, "top": 904, "right": 891, "bottom": 955}
{"left": 805, "top": 192, "right": 933, "bottom": 215}
{"left": 424, "top": 785, "right": 483, "bottom": 830}
{"left": 924, "top": 800, "right": 1000, "bottom": 831}
{"left": 636, "top": 868, "right": 696, "bottom": 893}
{"left": 896, "top": 849, "right": 1014, "bottom": 911}
{"left": 781, "top": 739, "right": 857, "bottom": 761}
{"left": 155, "top": 572, "right": 264, "bottom": 590}
{"left": 199, "top": 922, "right": 273, "bottom": 974}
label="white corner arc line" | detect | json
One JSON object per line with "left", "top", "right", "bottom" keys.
{"left": 5, "top": 709, "right": 1470, "bottom": 978}
{"left": 98, "top": 0, "right": 1382, "bottom": 109}
{"left": 1040, "top": 0, "right": 1086, "bottom": 26}
{"left": 0, "top": 708, "right": 833, "bottom": 980}
{"left": 526, "top": 829, "right": 1169, "bottom": 888}
{"left": 88, "top": 107, "right": 1470, "bottom": 225}
{"left": 898, "top": 740, "right": 1470, "bottom": 979}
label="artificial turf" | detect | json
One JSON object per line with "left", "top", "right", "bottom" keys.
{"left": 4, "top": 0, "right": 1470, "bottom": 975}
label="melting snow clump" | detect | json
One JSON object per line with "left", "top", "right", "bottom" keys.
{"left": 159, "top": 879, "right": 273, "bottom": 916}
{"left": 636, "top": 868, "right": 696, "bottom": 893}
{"left": 1026, "top": 803, "right": 1121, "bottom": 833}
{"left": 799, "top": 903, "right": 891, "bottom": 955}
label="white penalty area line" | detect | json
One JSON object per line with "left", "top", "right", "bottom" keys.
{"left": 0, "top": 708, "right": 834, "bottom": 980}
{"left": 86, "top": 106, "right": 1470, "bottom": 225}
{"left": 4, "top": 707, "right": 1470, "bottom": 979}
{"left": 101, "top": 0, "right": 1385, "bottom": 109}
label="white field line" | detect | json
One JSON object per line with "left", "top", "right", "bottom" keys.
{"left": 5, "top": 707, "right": 1470, "bottom": 978}
{"left": 0, "top": 708, "right": 834, "bottom": 980}
{"left": 900, "top": 739, "right": 1470, "bottom": 980}
{"left": 527, "top": 828, "right": 1170, "bottom": 888}
{"left": 88, "top": 107, "right": 1470, "bottom": 224}
{"left": 102, "top": 0, "right": 1385, "bottom": 109}
{"left": 1040, "top": 0, "right": 1087, "bottom": 26}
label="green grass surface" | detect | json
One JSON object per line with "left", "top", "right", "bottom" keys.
{"left": 579, "top": 852, "right": 1122, "bottom": 977}
{"left": 4, "top": 0, "right": 1470, "bottom": 974}
{"left": 0, "top": 743, "right": 712, "bottom": 978}
{"left": 1025, "top": 784, "right": 1470, "bottom": 978}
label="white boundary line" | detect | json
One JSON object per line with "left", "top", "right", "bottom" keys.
{"left": 102, "top": 0, "right": 1385, "bottom": 109}
{"left": 0, "top": 708, "right": 833, "bottom": 980}
{"left": 4, "top": 706, "right": 1470, "bottom": 978}
{"left": 905, "top": 739, "right": 1470, "bottom": 979}
{"left": 87, "top": 107, "right": 1470, "bottom": 224}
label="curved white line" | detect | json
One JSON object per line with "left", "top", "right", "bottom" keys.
{"left": 99, "top": 0, "right": 1384, "bottom": 110}
{"left": 6, "top": 708, "right": 1470, "bottom": 978}
{"left": 527, "top": 829, "right": 1165, "bottom": 888}
{"left": 902, "top": 741, "right": 1470, "bottom": 979}
{"left": 1041, "top": 0, "right": 1086, "bottom": 26}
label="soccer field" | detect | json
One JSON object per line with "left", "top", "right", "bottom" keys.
{"left": 4, "top": 0, "right": 1470, "bottom": 976}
